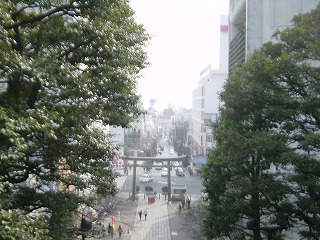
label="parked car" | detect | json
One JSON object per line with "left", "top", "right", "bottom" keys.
{"left": 176, "top": 167, "right": 185, "bottom": 176}
{"left": 176, "top": 167, "right": 183, "bottom": 172}
{"left": 161, "top": 168, "right": 168, "bottom": 177}
{"left": 139, "top": 174, "right": 154, "bottom": 183}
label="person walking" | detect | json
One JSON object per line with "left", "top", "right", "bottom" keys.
{"left": 107, "top": 223, "right": 112, "bottom": 236}
{"left": 178, "top": 203, "right": 182, "bottom": 214}
{"left": 117, "top": 225, "right": 123, "bottom": 238}
{"left": 186, "top": 196, "right": 191, "bottom": 208}
{"left": 144, "top": 209, "right": 148, "bottom": 220}
{"left": 181, "top": 197, "right": 185, "bottom": 209}
{"left": 138, "top": 210, "right": 142, "bottom": 221}
{"left": 110, "top": 225, "right": 114, "bottom": 238}
{"left": 107, "top": 223, "right": 114, "bottom": 237}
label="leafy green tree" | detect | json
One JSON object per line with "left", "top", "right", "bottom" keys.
{"left": 0, "top": 0, "right": 149, "bottom": 239}
{"left": 202, "top": 4, "right": 320, "bottom": 240}
{"left": 269, "top": 5, "right": 320, "bottom": 239}
{"left": 172, "top": 120, "right": 188, "bottom": 156}
{"left": 0, "top": 181, "right": 51, "bottom": 240}
{"left": 202, "top": 51, "right": 292, "bottom": 240}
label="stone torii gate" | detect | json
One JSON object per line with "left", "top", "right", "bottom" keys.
{"left": 122, "top": 156, "right": 186, "bottom": 202}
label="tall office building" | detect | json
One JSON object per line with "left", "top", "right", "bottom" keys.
{"left": 229, "top": 0, "right": 320, "bottom": 72}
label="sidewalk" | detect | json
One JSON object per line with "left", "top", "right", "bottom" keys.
{"left": 130, "top": 193, "right": 171, "bottom": 240}
{"left": 96, "top": 169, "right": 172, "bottom": 240}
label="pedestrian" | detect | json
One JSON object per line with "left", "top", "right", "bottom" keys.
{"left": 181, "top": 197, "right": 185, "bottom": 209}
{"left": 117, "top": 225, "right": 123, "bottom": 238}
{"left": 138, "top": 210, "right": 142, "bottom": 220}
{"left": 178, "top": 203, "right": 182, "bottom": 214}
{"left": 107, "top": 223, "right": 112, "bottom": 236}
{"left": 144, "top": 208, "right": 148, "bottom": 220}
{"left": 110, "top": 225, "right": 114, "bottom": 238}
{"left": 186, "top": 196, "right": 191, "bottom": 208}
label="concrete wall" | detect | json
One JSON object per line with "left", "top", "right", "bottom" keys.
{"left": 247, "top": 0, "right": 320, "bottom": 55}
{"left": 230, "top": 0, "right": 320, "bottom": 57}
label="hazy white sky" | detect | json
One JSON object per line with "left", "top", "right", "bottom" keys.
{"left": 130, "top": 0, "right": 229, "bottom": 111}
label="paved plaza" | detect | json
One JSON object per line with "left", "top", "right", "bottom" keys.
{"left": 88, "top": 167, "right": 202, "bottom": 240}
{"left": 109, "top": 173, "right": 172, "bottom": 240}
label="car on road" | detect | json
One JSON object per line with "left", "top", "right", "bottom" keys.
{"left": 169, "top": 148, "right": 174, "bottom": 154}
{"left": 161, "top": 168, "right": 168, "bottom": 177}
{"left": 139, "top": 174, "right": 153, "bottom": 183}
{"left": 176, "top": 167, "right": 185, "bottom": 176}
{"left": 155, "top": 162, "right": 162, "bottom": 170}
{"left": 172, "top": 161, "right": 180, "bottom": 168}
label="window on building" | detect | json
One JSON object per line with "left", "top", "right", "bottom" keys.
{"left": 206, "top": 134, "right": 213, "bottom": 143}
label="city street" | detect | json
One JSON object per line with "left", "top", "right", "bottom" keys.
{"left": 116, "top": 165, "right": 204, "bottom": 240}
{"left": 111, "top": 139, "right": 205, "bottom": 239}
{"left": 120, "top": 166, "right": 203, "bottom": 198}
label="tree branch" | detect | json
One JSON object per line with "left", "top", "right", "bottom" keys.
{"left": 6, "top": 3, "right": 86, "bottom": 30}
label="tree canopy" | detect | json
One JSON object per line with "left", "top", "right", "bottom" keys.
{"left": 172, "top": 120, "right": 188, "bottom": 157}
{"left": 0, "top": 0, "right": 149, "bottom": 239}
{"left": 202, "top": 4, "right": 320, "bottom": 240}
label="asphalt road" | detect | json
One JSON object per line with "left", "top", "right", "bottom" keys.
{"left": 121, "top": 167, "right": 203, "bottom": 196}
